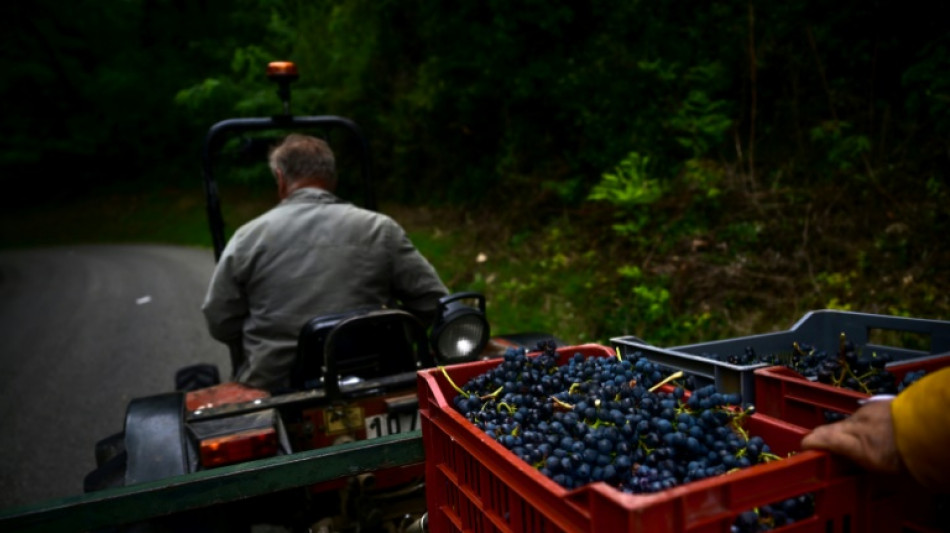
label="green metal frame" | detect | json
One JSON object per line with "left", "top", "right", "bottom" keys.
{"left": 0, "top": 431, "right": 424, "bottom": 533}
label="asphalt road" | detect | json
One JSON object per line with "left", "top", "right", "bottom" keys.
{"left": 0, "top": 245, "right": 231, "bottom": 510}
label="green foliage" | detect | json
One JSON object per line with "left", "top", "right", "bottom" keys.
{"left": 618, "top": 265, "right": 670, "bottom": 325}
{"left": 903, "top": 38, "right": 950, "bottom": 138}
{"left": 588, "top": 152, "right": 663, "bottom": 238}
{"left": 604, "top": 262, "right": 716, "bottom": 344}
{"left": 718, "top": 221, "right": 761, "bottom": 249}
{"left": 0, "top": 0, "right": 284, "bottom": 194}
{"left": 5, "top": 0, "right": 948, "bottom": 202}
{"left": 589, "top": 152, "right": 663, "bottom": 207}
{"left": 3, "top": 0, "right": 950, "bottom": 348}
{"left": 668, "top": 65, "right": 734, "bottom": 157}
{"left": 174, "top": 78, "right": 243, "bottom": 121}
{"left": 808, "top": 121, "right": 871, "bottom": 175}
{"left": 670, "top": 90, "right": 734, "bottom": 156}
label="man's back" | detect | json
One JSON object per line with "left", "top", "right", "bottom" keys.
{"left": 202, "top": 187, "right": 447, "bottom": 389}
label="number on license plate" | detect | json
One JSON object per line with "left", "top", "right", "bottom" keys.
{"left": 364, "top": 411, "right": 420, "bottom": 439}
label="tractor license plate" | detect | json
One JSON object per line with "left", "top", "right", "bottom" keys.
{"left": 363, "top": 411, "right": 420, "bottom": 439}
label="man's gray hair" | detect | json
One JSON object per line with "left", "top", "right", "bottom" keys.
{"left": 268, "top": 134, "right": 337, "bottom": 185}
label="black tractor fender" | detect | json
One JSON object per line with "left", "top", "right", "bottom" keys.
{"left": 124, "top": 392, "right": 190, "bottom": 485}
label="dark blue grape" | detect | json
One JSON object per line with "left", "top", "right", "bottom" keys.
{"left": 451, "top": 343, "right": 789, "bottom": 509}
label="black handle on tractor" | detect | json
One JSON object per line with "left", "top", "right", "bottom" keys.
{"left": 201, "top": 115, "right": 376, "bottom": 262}
{"left": 435, "top": 292, "right": 486, "bottom": 322}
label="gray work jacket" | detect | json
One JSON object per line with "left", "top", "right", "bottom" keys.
{"left": 201, "top": 187, "right": 448, "bottom": 389}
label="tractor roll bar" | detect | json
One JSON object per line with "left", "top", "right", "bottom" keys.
{"left": 201, "top": 115, "right": 376, "bottom": 262}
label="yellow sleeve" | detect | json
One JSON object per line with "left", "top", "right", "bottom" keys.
{"left": 890, "top": 365, "right": 950, "bottom": 492}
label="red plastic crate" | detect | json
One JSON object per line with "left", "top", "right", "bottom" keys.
{"left": 418, "top": 344, "right": 890, "bottom": 533}
{"left": 753, "top": 354, "right": 950, "bottom": 430}
{"left": 753, "top": 354, "right": 950, "bottom": 533}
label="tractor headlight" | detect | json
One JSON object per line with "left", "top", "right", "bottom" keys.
{"left": 431, "top": 292, "right": 489, "bottom": 363}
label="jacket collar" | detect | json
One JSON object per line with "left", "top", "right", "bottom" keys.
{"left": 282, "top": 187, "right": 343, "bottom": 205}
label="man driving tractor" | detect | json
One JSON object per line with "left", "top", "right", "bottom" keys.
{"left": 201, "top": 133, "right": 449, "bottom": 390}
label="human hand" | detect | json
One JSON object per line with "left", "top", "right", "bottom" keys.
{"left": 800, "top": 399, "right": 903, "bottom": 474}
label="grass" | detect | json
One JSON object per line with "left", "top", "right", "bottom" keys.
{"left": 1, "top": 188, "right": 208, "bottom": 249}
{"left": 0, "top": 182, "right": 273, "bottom": 250}
{"left": 390, "top": 173, "right": 950, "bottom": 351}
{"left": 3, "top": 176, "right": 948, "bottom": 352}
{"left": 0, "top": 182, "right": 610, "bottom": 342}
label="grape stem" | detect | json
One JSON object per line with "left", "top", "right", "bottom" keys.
{"left": 649, "top": 370, "right": 684, "bottom": 392}
{"left": 638, "top": 438, "right": 654, "bottom": 454}
{"left": 730, "top": 406, "right": 754, "bottom": 441}
{"left": 497, "top": 401, "right": 516, "bottom": 414}
{"left": 439, "top": 366, "right": 470, "bottom": 398}
{"left": 550, "top": 396, "right": 574, "bottom": 410}
{"left": 835, "top": 358, "right": 873, "bottom": 394}
{"left": 480, "top": 385, "right": 505, "bottom": 400}
{"left": 732, "top": 421, "right": 751, "bottom": 442}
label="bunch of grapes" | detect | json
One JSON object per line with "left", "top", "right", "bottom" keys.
{"left": 807, "top": 338, "right": 898, "bottom": 394}
{"left": 898, "top": 369, "right": 927, "bottom": 393}
{"left": 818, "top": 367, "right": 928, "bottom": 423}
{"left": 732, "top": 496, "right": 815, "bottom": 533}
{"left": 704, "top": 346, "right": 763, "bottom": 366}
{"left": 708, "top": 335, "right": 916, "bottom": 396}
{"left": 448, "top": 343, "right": 814, "bottom": 530}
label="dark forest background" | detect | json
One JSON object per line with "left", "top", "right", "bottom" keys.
{"left": 2, "top": 0, "right": 948, "bottom": 346}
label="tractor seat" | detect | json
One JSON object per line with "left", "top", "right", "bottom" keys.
{"left": 291, "top": 308, "right": 432, "bottom": 392}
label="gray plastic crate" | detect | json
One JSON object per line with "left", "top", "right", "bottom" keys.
{"left": 611, "top": 309, "right": 950, "bottom": 404}
{"left": 611, "top": 337, "right": 768, "bottom": 404}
